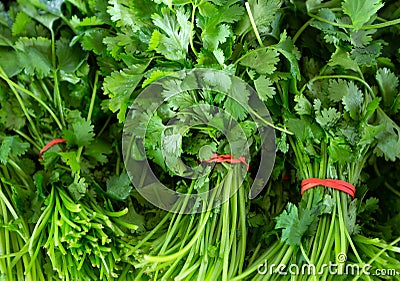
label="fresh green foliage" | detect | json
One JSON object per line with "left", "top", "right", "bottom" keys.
{"left": 0, "top": 0, "right": 400, "bottom": 280}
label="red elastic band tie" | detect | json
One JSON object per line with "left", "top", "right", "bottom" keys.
{"left": 301, "top": 178, "right": 356, "bottom": 199}
{"left": 202, "top": 153, "right": 250, "bottom": 171}
{"left": 39, "top": 138, "right": 67, "bottom": 159}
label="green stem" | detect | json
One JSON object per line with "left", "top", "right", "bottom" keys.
{"left": 299, "top": 75, "right": 374, "bottom": 96}
{"left": 221, "top": 171, "right": 232, "bottom": 281}
{"left": 248, "top": 106, "right": 293, "bottom": 135}
{"left": 362, "top": 18, "right": 400, "bottom": 30}
{"left": 28, "top": 187, "right": 55, "bottom": 255}
{"left": 144, "top": 211, "right": 211, "bottom": 263}
{"left": 190, "top": 4, "right": 198, "bottom": 56}
{"left": 0, "top": 67, "right": 63, "bottom": 130}
{"left": 308, "top": 12, "right": 352, "bottom": 29}
{"left": 308, "top": 13, "right": 400, "bottom": 30}
{"left": 52, "top": 29, "right": 65, "bottom": 128}
{"left": 245, "top": 2, "right": 263, "bottom": 47}
{"left": 238, "top": 179, "right": 247, "bottom": 274}
{"left": 0, "top": 197, "right": 12, "bottom": 279}
{"left": 87, "top": 71, "right": 99, "bottom": 123}
{"left": 293, "top": 18, "right": 314, "bottom": 43}
{"left": 1, "top": 76, "right": 44, "bottom": 146}
{"left": 13, "top": 130, "right": 41, "bottom": 151}
{"left": 124, "top": 212, "right": 171, "bottom": 257}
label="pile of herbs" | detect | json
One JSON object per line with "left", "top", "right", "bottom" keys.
{"left": 0, "top": 0, "right": 399, "bottom": 280}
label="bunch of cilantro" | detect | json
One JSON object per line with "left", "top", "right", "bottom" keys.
{"left": 0, "top": 0, "right": 400, "bottom": 280}
{"left": 0, "top": 0, "right": 144, "bottom": 279}
{"left": 231, "top": 0, "right": 400, "bottom": 280}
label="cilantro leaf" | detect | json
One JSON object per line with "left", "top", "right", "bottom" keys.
{"left": 12, "top": 12, "right": 35, "bottom": 37}
{"left": 315, "top": 108, "right": 341, "bottom": 129}
{"left": 328, "top": 79, "right": 348, "bottom": 102}
{"left": 15, "top": 37, "right": 52, "bottom": 78}
{"left": 106, "top": 172, "right": 133, "bottom": 201}
{"left": 198, "top": 0, "right": 244, "bottom": 51}
{"left": 254, "top": 76, "right": 276, "bottom": 101}
{"left": 236, "top": 0, "right": 281, "bottom": 36}
{"left": 0, "top": 99, "right": 25, "bottom": 129}
{"left": 58, "top": 151, "right": 80, "bottom": 174}
{"left": 239, "top": 48, "right": 279, "bottom": 75}
{"left": 84, "top": 139, "right": 112, "bottom": 165}
{"left": 70, "top": 15, "right": 104, "bottom": 28}
{"left": 275, "top": 203, "right": 316, "bottom": 246}
{"left": 328, "top": 137, "right": 355, "bottom": 164}
{"left": 224, "top": 77, "right": 250, "bottom": 121}
{"left": 350, "top": 41, "right": 382, "bottom": 66}
{"left": 62, "top": 119, "right": 95, "bottom": 147}
{"left": 376, "top": 68, "right": 399, "bottom": 108}
{"left": 327, "top": 47, "right": 359, "bottom": 73}
{"left": 149, "top": 8, "right": 191, "bottom": 61}
{"left": 350, "top": 29, "right": 375, "bottom": 47}
{"left": 80, "top": 28, "right": 110, "bottom": 55}
{"left": 272, "top": 32, "right": 301, "bottom": 80}
{"left": 294, "top": 94, "right": 313, "bottom": 115}
{"left": 224, "top": 97, "right": 248, "bottom": 121}
{"left": 68, "top": 177, "right": 87, "bottom": 201}
{"left": 342, "top": 0, "right": 384, "bottom": 30}
{"left": 0, "top": 136, "right": 29, "bottom": 164}
{"left": 342, "top": 81, "right": 363, "bottom": 120}
{"left": 103, "top": 63, "right": 149, "bottom": 122}
{"left": 107, "top": 0, "right": 155, "bottom": 30}
{"left": 56, "top": 37, "right": 87, "bottom": 74}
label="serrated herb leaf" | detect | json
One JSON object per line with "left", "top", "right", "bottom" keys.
{"left": 149, "top": 8, "right": 191, "bottom": 61}
{"left": 342, "top": 0, "right": 384, "bottom": 30}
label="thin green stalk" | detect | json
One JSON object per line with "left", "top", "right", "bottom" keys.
{"left": 124, "top": 212, "right": 171, "bottom": 257}
{"left": 248, "top": 106, "right": 293, "bottom": 134}
{"left": 12, "top": 235, "right": 24, "bottom": 281}
{"left": 174, "top": 260, "right": 201, "bottom": 281}
{"left": 144, "top": 186, "right": 218, "bottom": 263}
{"left": 335, "top": 191, "right": 347, "bottom": 274}
{"left": 221, "top": 171, "right": 232, "bottom": 281}
{"left": 50, "top": 26, "right": 66, "bottom": 128}
{"left": 293, "top": 18, "right": 314, "bottom": 43}
{"left": 97, "top": 115, "right": 112, "bottom": 138}
{"left": 231, "top": 240, "right": 284, "bottom": 281}
{"left": 245, "top": 2, "right": 263, "bottom": 47}
{"left": 1, "top": 75, "right": 44, "bottom": 146}
{"left": 310, "top": 215, "right": 325, "bottom": 263}
{"left": 189, "top": 4, "right": 198, "bottom": 56}
{"left": 308, "top": 12, "right": 353, "bottom": 29}
{"left": 28, "top": 188, "right": 55, "bottom": 255}
{"left": 144, "top": 210, "right": 211, "bottom": 262}
{"left": 13, "top": 130, "right": 42, "bottom": 151}
{"left": 0, "top": 197, "right": 12, "bottom": 279}
{"left": 7, "top": 159, "right": 31, "bottom": 188}
{"left": 75, "top": 71, "right": 99, "bottom": 165}
{"left": 38, "top": 79, "right": 53, "bottom": 103}
{"left": 87, "top": 71, "right": 99, "bottom": 123}
{"left": 299, "top": 75, "right": 374, "bottom": 97}
{"left": 0, "top": 67, "right": 63, "bottom": 130}
{"left": 315, "top": 204, "right": 337, "bottom": 270}
{"left": 238, "top": 179, "right": 247, "bottom": 274}
{"left": 309, "top": 13, "right": 400, "bottom": 30}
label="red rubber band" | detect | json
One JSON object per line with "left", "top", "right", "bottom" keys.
{"left": 39, "top": 138, "right": 67, "bottom": 159}
{"left": 301, "top": 178, "right": 356, "bottom": 199}
{"left": 202, "top": 153, "right": 250, "bottom": 171}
